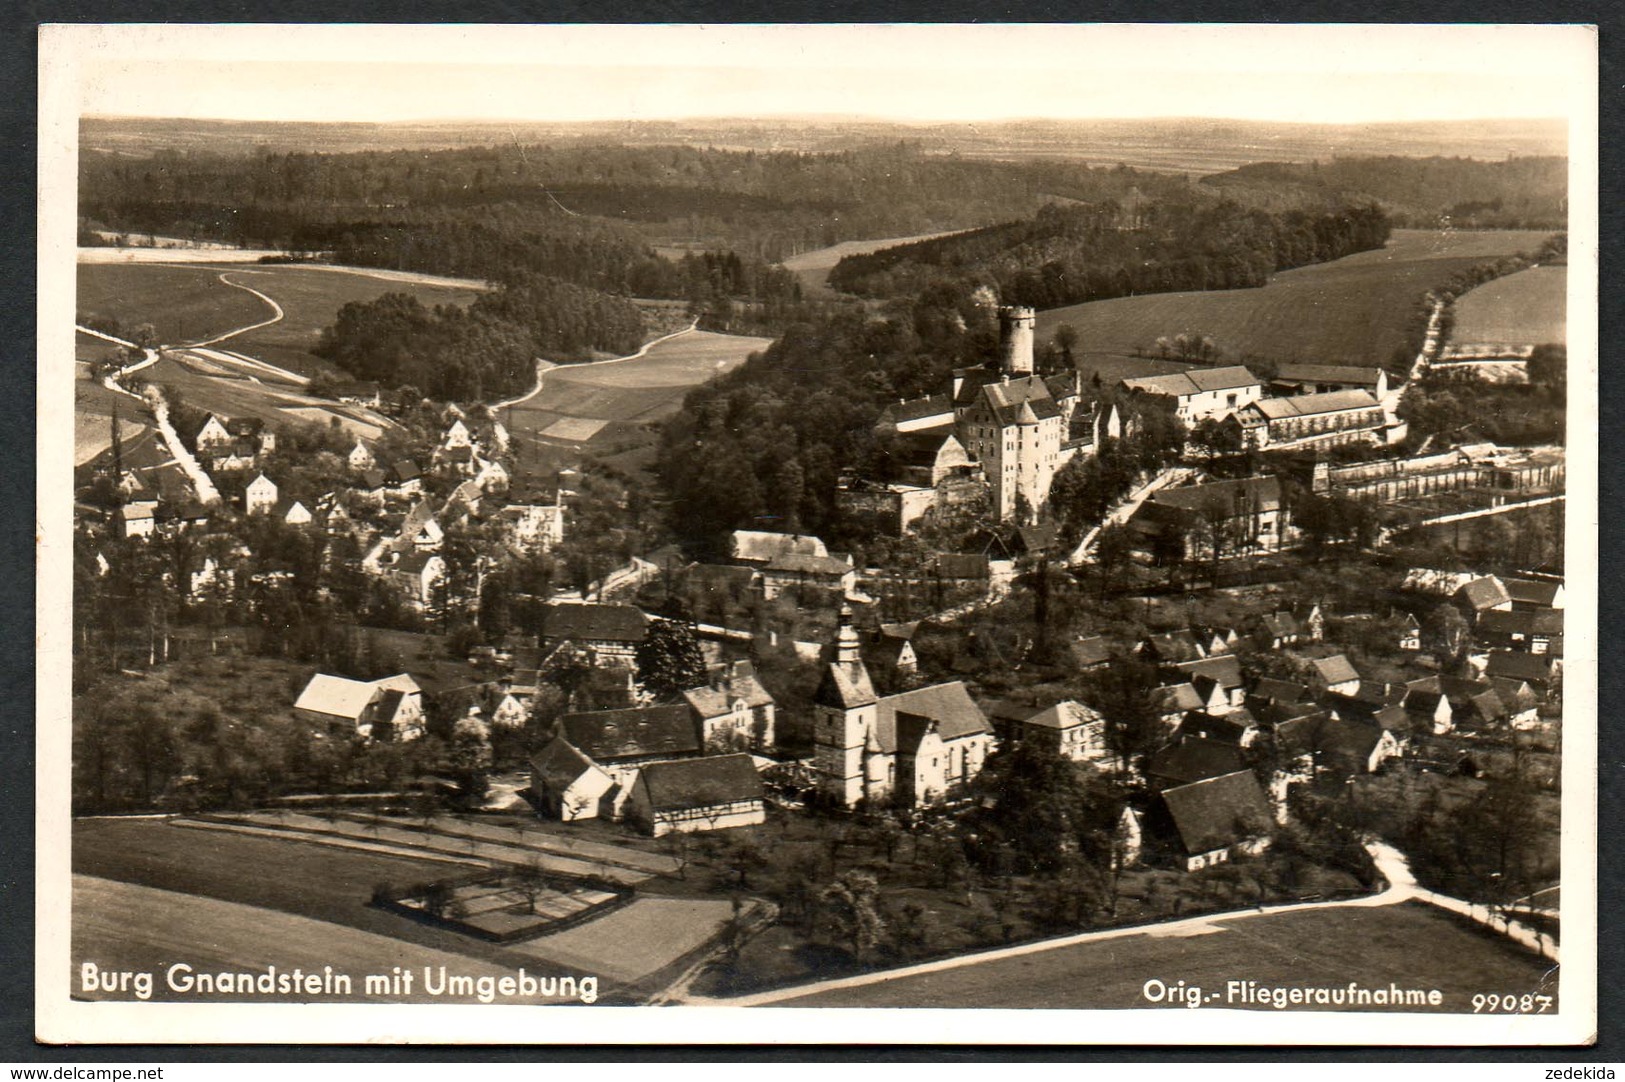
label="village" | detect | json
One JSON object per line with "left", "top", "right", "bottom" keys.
{"left": 68, "top": 265, "right": 1567, "bottom": 999}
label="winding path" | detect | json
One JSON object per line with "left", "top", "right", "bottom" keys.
{"left": 184, "top": 273, "right": 286, "bottom": 348}
{"left": 492, "top": 320, "right": 701, "bottom": 413}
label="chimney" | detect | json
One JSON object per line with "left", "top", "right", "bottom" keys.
{"left": 999, "top": 306, "right": 1036, "bottom": 376}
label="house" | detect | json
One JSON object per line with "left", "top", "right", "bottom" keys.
{"left": 446, "top": 480, "right": 485, "bottom": 519}
{"left": 1484, "top": 650, "right": 1559, "bottom": 696}
{"left": 195, "top": 414, "right": 233, "bottom": 451}
{"left": 729, "top": 530, "right": 828, "bottom": 567}
{"left": 1314, "top": 718, "right": 1403, "bottom": 777}
{"left": 331, "top": 381, "right": 382, "bottom": 408}
{"left": 386, "top": 460, "right": 423, "bottom": 498}
{"left": 1489, "top": 679, "right": 1542, "bottom": 728}
{"left": 682, "top": 659, "right": 776, "bottom": 752}
{"left": 528, "top": 739, "right": 617, "bottom": 822}
{"left": 227, "top": 417, "right": 274, "bottom": 454}
{"left": 560, "top": 704, "right": 701, "bottom": 769}
{"left": 1070, "top": 635, "right": 1112, "bottom": 672}
{"left": 1322, "top": 689, "right": 1411, "bottom": 734}
{"left": 356, "top": 469, "right": 388, "bottom": 505}
{"left": 244, "top": 473, "right": 278, "bottom": 515}
{"left": 207, "top": 440, "right": 262, "bottom": 473}
{"left": 1138, "top": 629, "right": 1207, "bottom": 664}
{"left": 1121, "top": 366, "right": 1263, "bottom": 424}
{"left": 994, "top": 700, "right": 1107, "bottom": 762}
{"left": 117, "top": 501, "right": 156, "bottom": 539}
{"left": 1475, "top": 609, "right": 1563, "bottom": 655}
{"left": 474, "top": 457, "right": 510, "bottom": 493}
{"left": 1252, "top": 611, "right": 1301, "bottom": 650}
{"left": 760, "top": 551, "right": 857, "bottom": 600}
{"left": 1147, "top": 737, "right": 1248, "bottom": 791}
{"left": 1455, "top": 576, "right": 1514, "bottom": 620}
{"left": 409, "top": 516, "right": 444, "bottom": 552}
{"left": 539, "top": 603, "right": 648, "bottom": 664}
{"left": 348, "top": 441, "right": 377, "bottom": 471}
{"left": 1270, "top": 364, "right": 1389, "bottom": 399}
{"left": 868, "top": 622, "right": 921, "bottom": 680}
{"left": 1249, "top": 676, "right": 1310, "bottom": 706}
{"left": 814, "top": 608, "right": 994, "bottom": 808}
{"left": 441, "top": 418, "right": 474, "bottom": 450}
{"left": 624, "top": 754, "right": 766, "bottom": 837}
{"left": 1401, "top": 687, "right": 1455, "bottom": 735}
{"left": 389, "top": 552, "right": 444, "bottom": 609}
{"left": 1307, "top": 654, "right": 1360, "bottom": 696}
{"left": 501, "top": 498, "right": 566, "bottom": 552}
{"left": 1504, "top": 577, "right": 1565, "bottom": 612}
{"left": 1175, "top": 708, "right": 1259, "bottom": 748}
{"left": 1294, "top": 602, "right": 1326, "bottom": 643}
{"left": 1228, "top": 390, "right": 1387, "bottom": 450}
{"left": 1397, "top": 611, "right": 1423, "bottom": 651}
{"left": 292, "top": 672, "right": 425, "bottom": 741}
{"left": 1138, "top": 475, "right": 1287, "bottom": 559}
{"left": 1166, "top": 654, "right": 1247, "bottom": 710}
{"left": 1152, "top": 683, "right": 1205, "bottom": 727}
{"left": 1147, "top": 770, "right": 1274, "bottom": 872}
{"left": 273, "top": 497, "right": 313, "bottom": 526}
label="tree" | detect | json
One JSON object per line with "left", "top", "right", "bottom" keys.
{"left": 962, "top": 741, "right": 1122, "bottom": 877}
{"left": 510, "top": 861, "right": 550, "bottom": 914}
{"left": 1052, "top": 323, "right": 1079, "bottom": 368}
{"left": 1094, "top": 522, "right": 1136, "bottom": 601}
{"left": 448, "top": 716, "right": 493, "bottom": 801}
{"left": 1424, "top": 602, "right": 1470, "bottom": 662}
{"left": 818, "top": 870, "right": 886, "bottom": 962}
{"left": 635, "top": 617, "right": 707, "bottom": 701}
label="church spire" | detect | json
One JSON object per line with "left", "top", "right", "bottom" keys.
{"left": 835, "top": 605, "right": 861, "bottom": 665}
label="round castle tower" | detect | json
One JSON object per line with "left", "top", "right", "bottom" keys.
{"left": 999, "top": 306, "right": 1036, "bottom": 376}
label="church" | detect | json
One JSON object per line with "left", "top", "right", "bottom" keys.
{"left": 814, "top": 608, "right": 995, "bottom": 808}
{"left": 874, "top": 305, "right": 1101, "bottom": 523}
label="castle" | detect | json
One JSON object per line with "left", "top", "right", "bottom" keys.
{"left": 814, "top": 608, "right": 994, "bottom": 808}
{"left": 873, "top": 306, "right": 1100, "bottom": 524}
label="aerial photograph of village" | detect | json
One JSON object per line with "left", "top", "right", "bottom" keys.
{"left": 55, "top": 24, "right": 1586, "bottom": 1026}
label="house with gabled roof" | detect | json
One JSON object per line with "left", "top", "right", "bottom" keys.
{"left": 1070, "top": 635, "right": 1111, "bottom": 672}
{"left": 1121, "top": 366, "right": 1263, "bottom": 423}
{"left": 560, "top": 704, "right": 701, "bottom": 768}
{"left": 1147, "top": 736, "right": 1248, "bottom": 791}
{"left": 528, "top": 738, "right": 617, "bottom": 822}
{"left": 1166, "top": 654, "right": 1247, "bottom": 709}
{"left": 682, "top": 659, "right": 776, "bottom": 752}
{"left": 1229, "top": 389, "right": 1388, "bottom": 450}
{"left": 389, "top": 552, "right": 444, "bottom": 609}
{"left": 625, "top": 754, "right": 766, "bottom": 837}
{"left": 1484, "top": 650, "right": 1559, "bottom": 695}
{"left": 760, "top": 551, "right": 857, "bottom": 600}
{"left": 1475, "top": 609, "right": 1563, "bottom": 655}
{"left": 730, "top": 529, "right": 828, "bottom": 566}
{"left": 1270, "top": 364, "right": 1388, "bottom": 399}
{"left": 539, "top": 602, "right": 648, "bottom": 664}
{"left": 1307, "top": 654, "right": 1360, "bottom": 696}
{"left": 1139, "top": 475, "right": 1287, "bottom": 559}
{"left": 1252, "top": 611, "right": 1301, "bottom": 650}
{"left": 1504, "top": 577, "right": 1565, "bottom": 612}
{"left": 814, "top": 607, "right": 993, "bottom": 808}
{"left": 1455, "top": 575, "right": 1513, "bottom": 620}
{"left": 347, "top": 440, "right": 377, "bottom": 472}
{"left": 386, "top": 460, "right": 422, "bottom": 498}
{"left": 1147, "top": 770, "right": 1274, "bottom": 871}
{"left": 293, "top": 672, "right": 424, "bottom": 741}
{"left": 244, "top": 473, "right": 278, "bottom": 516}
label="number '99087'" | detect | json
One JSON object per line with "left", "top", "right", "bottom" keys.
{"left": 1472, "top": 993, "right": 1553, "bottom": 1012}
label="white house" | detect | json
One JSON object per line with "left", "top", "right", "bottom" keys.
{"left": 348, "top": 441, "right": 376, "bottom": 471}
{"left": 292, "top": 672, "right": 425, "bottom": 741}
{"left": 529, "top": 738, "right": 617, "bottom": 822}
{"left": 245, "top": 473, "right": 279, "bottom": 516}
{"left": 1122, "top": 366, "right": 1263, "bottom": 424}
{"left": 624, "top": 754, "right": 766, "bottom": 837}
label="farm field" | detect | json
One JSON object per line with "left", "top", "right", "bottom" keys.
{"left": 77, "top": 263, "right": 270, "bottom": 345}
{"left": 1035, "top": 230, "right": 1553, "bottom": 370}
{"left": 780, "top": 229, "right": 973, "bottom": 295}
{"left": 1451, "top": 265, "right": 1567, "bottom": 346}
{"left": 141, "top": 352, "right": 389, "bottom": 440}
{"left": 505, "top": 329, "right": 771, "bottom": 448}
{"left": 769, "top": 901, "right": 1555, "bottom": 1010}
{"left": 72, "top": 334, "right": 150, "bottom": 464}
{"left": 73, "top": 876, "right": 522, "bottom": 1004}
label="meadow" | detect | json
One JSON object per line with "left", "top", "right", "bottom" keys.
{"left": 780, "top": 229, "right": 971, "bottom": 295}
{"left": 1034, "top": 230, "right": 1552, "bottom": 370}
{"left": 77, "top": 263, "right": 270, "bottom": 344}
{"left": 1451, "top": 265, "right": 1567, "bottom": 346}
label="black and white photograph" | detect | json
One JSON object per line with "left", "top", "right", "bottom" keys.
{"left": 35, "top": 22, "right": 1597, "bottom": 1045}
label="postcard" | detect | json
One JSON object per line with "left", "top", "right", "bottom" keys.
{"left": 36, "top": 22, "right": 1597, "bottom": 1045}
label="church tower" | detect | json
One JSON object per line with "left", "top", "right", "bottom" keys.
{"left": 813, "top": 607, "right": 877, "bottom": 807}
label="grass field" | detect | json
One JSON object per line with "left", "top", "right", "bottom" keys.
{"left": 73, "top": 876, "right": 526, "bottom": 1004}
{"left": 772, "top": 901, "right": 1557, "bottom": 1010}
{"left": 780, "top": 229, "right": 973, "bottom": 295}
{"left": 77, "top": 263, "right": 271, "bottom": 345}
{"left": 1035, "top": 230, "right": 1553, "bottom": 370}
{"left": 1451, "top": 265, "right": 1567, "bottom": 346}
{"left": 505, "top": 329, "right": 771, "bottom": 448}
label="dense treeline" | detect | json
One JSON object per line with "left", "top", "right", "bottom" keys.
{"left": 658, "top": 284, "right": 1007, "bottom": 557}
{"left": 1201, "top": 156, "right": 1567, "bottom": 229}
{"left": 79, "top": 142, "right": 1204, "bottom": 263}
{"left": 315, "top": 275, "right": 645, "bottom": 400}
{"left": 827, "top": 200, "right": 1391, "bottom": 307}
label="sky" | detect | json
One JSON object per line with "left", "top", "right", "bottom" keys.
{"left": 48, "top": 23, "right": 1595, "bottom": 125}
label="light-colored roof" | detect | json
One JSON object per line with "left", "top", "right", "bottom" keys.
{"left": 1247, "top": 389, "right": 1379, "bottom": 420}
{"left": 874, "top": 681, "right": 990, "bottom": 749}
{"left": 730, "top": 530, "right": 828, "bottom": 564}
{"left": 1123, "top": 366, "right": 1260, "bottom": 397}
{"left": 294, "top": 674, "right": 380, "bottom": 720}
{"left": 1022, "top": 700, "right": 1102, "bottom": 731}
{"left": 1311, "top": 654, "right": 1360, "bottom": 685}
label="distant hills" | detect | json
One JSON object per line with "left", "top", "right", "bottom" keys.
{"left": 80, "top": 115, "right": 1566, "bottom": 174}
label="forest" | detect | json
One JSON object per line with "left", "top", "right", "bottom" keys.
{"left": 826, "top": 200, "right": 1393, "bottom": 307}
{"left": 1199, "top": 155, "right": 1568, "bottom": 229}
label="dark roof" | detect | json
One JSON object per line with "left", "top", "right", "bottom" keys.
{"left": 359, "top": 468, "right": 387, "bottom": 490}
{"left": 561, "top": 704, "right": 698, "bottom": 762}
{"left": 1310, "top": 654, "right": 1360, "bottom": 686}
{"left": 1402, "top": 688, "right": 1450, "bottom": 718}
{"left": 1484, "top": 650, "right": 1555, "bottom": 684}
{"left": 1250, "top": 676, "right": 1309, "bottom": 704}
{"left": 1504, "top": 578, "right": 1563, "bottom": 608}
{"left": 934, "top": 553, "right": 990, "bottom": 579}
{"left": 1273, "top": 712, "right": 1332, "bottom": 757}
{"left": 978, "top": 375, "right": 1063, "bottom": 425}
{"left": 765, "top": 552, "right": 854, "bottom": 576}
{"left": 226, "top": 417, "right": 265, "bottom": 437}
{"left": 874, "top": 681, "right": 989, "bottom": 750}
{"left": 1456, "top": 576, "right": 1511, "bottom": 611}
{"left": 1070, "top": 635, "right": 1112, "bottom": 668}
{"left": 1148, "top": 737, "right": 1247, "bottom": 787}
{"left": 529, "top": 738, "right": 603, "bottom": 791}
{"left": 882, "top": 394, "right": 953, "bottom": 426}
{"left": 1143, "top": 630, "right": 1204, "bottom": 662}
{"left": 1158, "top": 770, "right": 1273, "bottom": 856}
{"left": 1175, "top": 711, "right": 1254, "bottom": 745}
{"left": 1252, "top": 700, "right": 1326, "bottom": 727}
{"left": 1147, "top": 476, "right": 1281, "bottom": 515}
{"left": 1489, "top": 678, "right": 1540, "bottom": 712}
{"left": 389, "top": 460, "right": 421, "bottom": 484}
{"left": 393, "top": 551, "right": 440, "bottom": 576}
{"left": 1255, "top": 612, "right": 1300, "bottom": 639}
{"left": 638, "top": 753, "right": 763, "bottom": 811}
{"left": 890, "top": 431, "right": 961, "bottom": 468}
{"left": 1271, "top": 363, "right": 1384, "bottom": 387}
{"left": 1169, "top": 654, "right": 1245, "bottom": 689}
{"left": 1016, "top": 523, "right": 1060, "bottom": 554}
{"left": 1477, "top": 609, "right": 1564, "bottom": 637}
{"left": 540, "top": 603, "right": 648, "bottom": 644}
{"left": 1316, "top": 718, "right": 1387, "bottom": 764}
{"left": 816, "top": 659, "right": 878, "bottom": 710}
